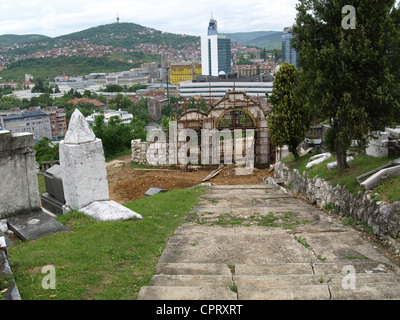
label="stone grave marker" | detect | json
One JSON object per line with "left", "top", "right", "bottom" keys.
{"left": 60, "top": 109, "right": 142, "bottom": 221}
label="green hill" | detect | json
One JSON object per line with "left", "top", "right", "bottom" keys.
{"left": 55, "top": 22, "right": 200, "bottom": 49}
{"left": 0, "top": 34, "right": 50, "bottom": 47}
{"left": 0, "top": 56, "right": 137, "bottom": 81}
{"left": 225, "top": 31, "right": 283, "bottom": 50}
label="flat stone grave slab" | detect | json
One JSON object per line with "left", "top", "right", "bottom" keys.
{"left": 80, "top": 200, "right": 143, "bottom": 222}
{"left": 144, "top": 188, "right": 168, "bottom": 197}
{"left": 6, "top": 210, "right": 70, "bottom": 241}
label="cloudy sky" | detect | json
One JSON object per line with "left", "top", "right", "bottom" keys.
{"left": 0, "top": 0, "right": 299, "bottom": 37}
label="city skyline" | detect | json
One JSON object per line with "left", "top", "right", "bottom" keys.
{"left": 0, "top": 0, "right": 298, "bottom": 38}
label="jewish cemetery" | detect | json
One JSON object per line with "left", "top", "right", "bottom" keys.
{"left": 1, "top": 0, "right": 400, "bottom": 307}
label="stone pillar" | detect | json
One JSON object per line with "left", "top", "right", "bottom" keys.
{"left": 0, "top": 131, "right": 40, "bottom": 218}
{"left": 59, "top": 109, "right": 109, "bottom": 211}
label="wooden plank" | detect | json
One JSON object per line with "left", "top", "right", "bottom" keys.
{"left": 201, "top": 168, "right": 223, "bottom": 182}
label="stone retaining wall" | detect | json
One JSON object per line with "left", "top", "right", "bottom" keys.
{"left": 274, "top": 161, "right": 400, "bottom": 239}
{"left": 131, "top": 139, "right": 151, "bottom": 165}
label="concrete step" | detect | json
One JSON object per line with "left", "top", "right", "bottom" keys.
{"left": 235, "top": 263, "right": 314, "bottom": 276}
{"left": 156, "top": 263, "right": 232, "bottom": 276}
{"left": 150, "top": 274, "right": 233, "bottom": 287}
{"left": 329, "top": 282, "right": 400, "bottom": 300}
{"left": 238, "top": 284, "right": 331, "bottom": 300}
{"left": 234, "top": 272, "right": 400, "bottom": 288}
{"left": 312, "top": 261, "right": 399, "bottom": 275}
{"left": 137, "top": 285, "right": 237, "bottom": 300}
{"left": 235, "top": 262, "right": 399, "bottom": 276}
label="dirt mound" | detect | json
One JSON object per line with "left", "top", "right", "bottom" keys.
{"left": 107, "top": 155, "right": 272, "bottom": 204}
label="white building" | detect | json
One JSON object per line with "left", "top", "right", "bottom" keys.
{"left": 201, "top": 18, "right": 232, "bottom": 77}
{"left": 179, "top": 73, "right": 274, "bottom": 100}
{"left": 85, "top": 110, "right": 133, "bottom": 125}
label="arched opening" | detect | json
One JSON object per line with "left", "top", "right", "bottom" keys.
{"left": 216, "top": 108, "right": 257, "bottom": 130}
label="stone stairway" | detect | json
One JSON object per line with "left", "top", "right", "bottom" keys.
{"left": 138, "top": 184, "right": 400, "bottom": 300}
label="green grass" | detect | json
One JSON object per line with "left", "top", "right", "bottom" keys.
{"left": 37, "top": 174, "right": 46, "bottom": 196}
{"left": 282, "top": 152, "right": 400, "bottom": 203}
{"left": 7, "top": 187, "right": 205, "bottom": 300}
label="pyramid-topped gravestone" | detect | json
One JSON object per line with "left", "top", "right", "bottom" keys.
{"left": 64, "top": 109, "right": 96, "bottom": 144}
{"left": 60, "top": 109, "right": 109, "bottom": 210}
{"left": 59, "top": 109, "right": 142, "bottom": 221}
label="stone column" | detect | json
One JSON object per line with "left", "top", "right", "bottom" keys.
{"left": 59, "top": 109, "right": 109, "bottom": 211}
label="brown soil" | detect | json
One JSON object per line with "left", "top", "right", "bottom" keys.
{"left": 106, "top": 154, "right": 273, "bottom": 204}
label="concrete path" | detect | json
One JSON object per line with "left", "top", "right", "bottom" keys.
{"left": 138, "top": 183, "right": 400, "bottom": 300}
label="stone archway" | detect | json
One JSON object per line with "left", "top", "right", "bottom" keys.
{"left": 176, "top": 90, "right": 271, "bottom": 167}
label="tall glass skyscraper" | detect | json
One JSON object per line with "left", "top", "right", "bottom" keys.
{"left": 282, "top": 27, "right": 299, "bottom": 69}
{"left": 201, "top": 18, "right": 232, "bottom": 76}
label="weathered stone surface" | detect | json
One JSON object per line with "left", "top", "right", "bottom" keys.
{"left": 139, "top": 184, "right": 400, "bottom": 300}
{"left": 79, "top": 200, "right": 143, "bottom": 221}
{"left": 6, "top": 210, "right": 70, "bottom": 241}
{"left": 327, "top": 156, "right": 354, "bottom": 170}
{"left": 0, "top": 250, "right": 21, "bottom": 300}
{"left": 360, "top": 165, "right": 400, "bottom": 190}
{"left": 306, "top": 152, "right": 332, "bottom": 169}
{"left": 366, "top": 131, "right": 390, "bottom": 157}
{"left": 144, "top": 188, "right": 168, "bottom": 197}
{"left": 0, "top": 131, "right": 40, "bottom": 219}
{"left": 60, "top": 138, "right": 109, "bottom": 210}
{"left": 60, "top": 109, "right": 112, "bottom": 211}
{"left": 275, "top": 161, "right": 400, "bottom": 238}
{"left": 64, "top": 109, "right": 96, "bottom": 144}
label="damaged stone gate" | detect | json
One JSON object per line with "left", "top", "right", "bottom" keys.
{"left": 132, "top": 90, "right": 274, "bottom": 168}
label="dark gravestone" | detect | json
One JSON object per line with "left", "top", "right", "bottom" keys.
{"left": 41, "top": 165, "right": 66, "bottom": 215}
{"left": 7, "top": 210, "right": 70, "bottom": 241}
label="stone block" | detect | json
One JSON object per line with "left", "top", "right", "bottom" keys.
{"left": 306, "top": 153, "right": 332, "bottom": 169}
{"left": 60, "top": 138, "right": 109, "bottom": 210}
{"left": 41, "top": 193, "right": 66, "bottom": 215}
{"left": 6, "top": 210, "right": 70, "bottom": 241}
{"left": 79, "top": 200, "right": 142, "bottom": 221}
{"left": 60, "top": 109, "right": 109, "bottom": 211}
{"left": 0, "top": 132, "right": 40, "bottom": 219}
{"left": 145, "top": 188, "right": 168, "bottom": 197}
{"left": 326, "top": 156, "right": 354, "bottom": 170}
{"left": 360, "top": 165, "right": 400, "bottom": 190}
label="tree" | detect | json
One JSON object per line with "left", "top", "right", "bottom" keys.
{"left": 34, "top": 137, "right": 59, "bottom": 168}
{"left": 292, "top": 0, "right": 400, "bottom": 170}
{"left": 267, "top": 62, "right": 311, "bottom": 159}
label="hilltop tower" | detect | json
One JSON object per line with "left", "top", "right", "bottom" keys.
{"left": 116, "top": 14, "right": 120, "bottom": 24}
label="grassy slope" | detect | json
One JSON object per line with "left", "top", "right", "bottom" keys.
{"left": 282, "top": 152, "right": 400, "bottom": 203}
{"left": 7, "top": 187, "right": 205, "bottom": 300}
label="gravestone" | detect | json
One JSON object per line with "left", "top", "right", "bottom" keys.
{"left": 41, "top": 165, "right": 66, "bottom": 215}
{"left": 0, "top": 131, "right": 40, "bottom": 219}
{"left": 366, "top": 131, "right": 389, "bottom": 158}
{"left": 145, "top": 188, "right": 168, "bottom": 197}
{"left": 60, "top": 109, "right": 142, "bottom": 221}
{"left": 0, "top": 131, "right": 70, "bottom": 241}
{"left": 59, "top": 109, "right": 109, "bottom": 210}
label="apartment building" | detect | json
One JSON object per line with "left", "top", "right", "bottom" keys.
{"left": 0, "top": 109, "right": 52, "bottom": 142}
{"left": 42, "top": 107, "right": 67, "bottom": 141}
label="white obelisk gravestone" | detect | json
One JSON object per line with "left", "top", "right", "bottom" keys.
{"left": 59, "top": 109, "right": 110, "bottom": 210}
